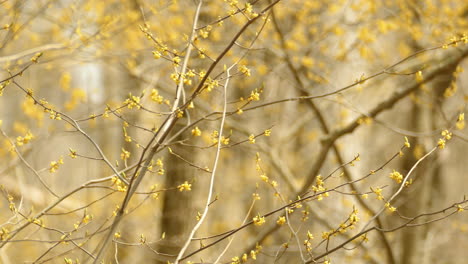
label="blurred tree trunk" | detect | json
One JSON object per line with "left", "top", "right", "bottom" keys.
{"left": 155, "top": 123, "right": 194, "bottom": 263}
{"left": 399, "top": 63, "right": 456, "bottom": 264}
{"left": 399, "top": 94, "right": 431, "bottom": 264}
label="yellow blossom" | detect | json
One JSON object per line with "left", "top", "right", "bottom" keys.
{"left": 16, "top": 131, "right": 34, "bottom": 146}
{"left": 252, "top": 193, "right": 261, "bottom": 200}
{"left": 231, "top": 256, "right": 240, "bottom": 264}
{"left": 191, "top": 127, "right": 202, "bottom": 136}
{"left": 172, "top": 56, "right": 181, "bottom": 65}
{"left": 372, "top": 187, "right": 384, "bottom": 200}
{"left": 276, "top": 216, "right": 286, "bottom": 225}
{"left": 404, "top": 136, "right": 410, "bottom": 148}
{"left": 248, "top": 89, "right": 260, "bottom": 101}
{"left": 350, "top": 209, "right": 359, "bottom": 223}
{"left": 220, "top": 136, "right": 230, "bottom": 145}
{"left": 68, "top": 148, "right": 77, "bottom": 158}
{"left": 441, "top": 130, "right": 452, "bottom": 140}
{"left": 211, "top": 130, "right": 219, "bottom": 143}
{"left": 49, "top": 110, "right": 62, "bottom": 120}
{"left": 178, "top": 181, "right": 191, "bottom": 192}
{"left": 124, "top": 94, "right": 141, "bottom": 109}
{"left": 253, "top": 214, "right": 265, "bottom": 226}
{"left": 385, "top": 202, "right": 396, "bottom": 212}
{"left": 389, "top": 170, "right": 403, "bottom": 183}
{"left": 456, "top": 113, "right": 465, "bottom": 130}
{"left": 30, "top": 52, "right": 43, "bottom": 63}
{"left": 176, "top": 109, "right": 184, "bottom": 118}
{"left": 238, "top": 65, "right": 251, "bottom": 76}
{"left": 152, "top": 51, "right": 161, "bottom": 59}
{"left": 357, "top": 116, "right": 372, "bottom": 125}
{"left": 322, "top": 231, "right": 330, "bottom": 239}
{"left": 120, "top": 148, "right": 130, "bottom": 160}
{"left": 416, "top": 71, "right": 423, "bottom": 82}
{"left": 437, "top": 138, "right": 446, "bottom": 149}
{"left": 248, "top": 134, "right": 256, "bottom": 144}
{"left": 150, "top": 89, "right": 164, "bottom": 104}
{"left": 49, "top": 157, "right": 64, "bottom": 173}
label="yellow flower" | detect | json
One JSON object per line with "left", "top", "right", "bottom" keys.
{"left": 68, "top": 148, "right": 77, "bottom": 158}
{"left": 30, "top": 52, "right": 43, "bottom": 63}
{"left": 16, "top": 131, "right": 34, "bottom": 146}
{"left": 191, "top": 127, "right": 202, "bottom": 136}
{"left": 220, "top": 136, "right": 230, "bottom": 145}
{"left": 248, "top": 134, "right": 256, "bottom": 144}
{"left": 172, "top": 56, "right": 181, "bottom": 65}
{"left": 49, "top": 157, "right": 64, "bottom": 173}
{"left": 211, "top": 130, "right": 219, "bottom": 144}
{"left": 389, "top": 170, "right": 403, "bottom": 183}
{"left": 441, "top": 130, "right": 452, "bottom": 140}
{"left": 248, "top": 89, "right": 260, "bottom": 101}
{"left": 152, "top": 51, "right": 161, "bottom": 59}
{"left": 404, "top": 136, "right": 410, "bottom": 148}
{"left": 150, "top": 89, "right": 164, "bottom": 104}
{"left": 252, "top": 193, "right": 261, "bottom": 200}
{"left": 253, "top": 214, "right": 265, "bottom": 226}
{"left": 372, "top": 187, "right": 384, "bottom": 200}
{"left": 322, "top": 231, "right": 330, "bottom": 239}
{"left": 437, "top": 138, "right": 446, "bottom": 149}
{"left": 231, "top": 256, "right": 240, "bottom": 264}
{"left": 349, "top": 210, "right": 359, "bottom": 223}
{"left": 177, "top": 181, "right": 192, "bottom": 192}
{"left": 49, "top": 110, "right": 62, "bottom": 120}
{"left": 176, "top": 109, "right": 184, "bottom": 118}
{"left": 385, "top": 203, "right": 396, "bottom": 212}
{"left": 415, "top": 71, "right": 423, "bottom": 82}
{"left": 250, "top": 248, "right": 259, "bottom": 260}
{"left": 456, "top": 113, "right": 465, "bottom": 130}
{"left": 276, "top": 216, "right": 286, "bottom": 225}
{"left": 120, "top": 148, "right": 130, "bottom": 160}
{"left": 238, "top": 65, "right": 251, "bottom": 76}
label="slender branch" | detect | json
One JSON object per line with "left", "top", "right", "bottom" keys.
{"left": 0, "top": 43, "right": 65, "bottom": 63}
{"left": 0, "top": 128, "right": 59, "bottom": 198}
{"left": 176, "top": 40, "right": 230, "bottom": 263}
{"left": 93, "top": 1, "right": 203, "bottom": 261}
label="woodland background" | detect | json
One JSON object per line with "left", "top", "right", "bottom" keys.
{"left": 0, "top": 0, "right": 468, "bottom": 263}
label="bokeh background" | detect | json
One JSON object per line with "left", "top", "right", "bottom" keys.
{"left": 0, "top": 0, "right": 468, "bottom": 263}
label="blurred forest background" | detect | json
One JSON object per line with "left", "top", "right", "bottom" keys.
{"left": 0, "top": 0, "right": 468, "bottom": 263}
